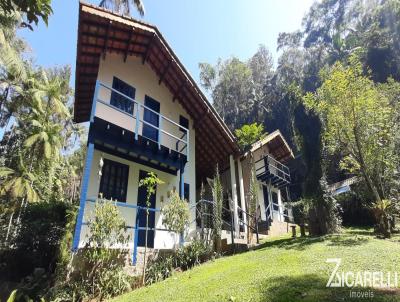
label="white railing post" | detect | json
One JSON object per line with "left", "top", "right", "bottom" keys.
{"left": 186, "top": 129, "right": 189, "bottom": 161}
{"left": 90, "top": 80, "right": 100, "bottom": 123}
{"left": 135, "top": 103, "right": 140, "bottom": 140}
{"left": 158, "top": 116, "right": 162, "bottom": 149}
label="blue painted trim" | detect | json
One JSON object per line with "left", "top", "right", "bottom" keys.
{"left": 133, "top": 208, "right": 140, "bottom": 265}
{"left": 72, "top": 143, "right": 95, "bottom": 251}
{"left": 86, "top": 198, "right": 161, "bottom": 212}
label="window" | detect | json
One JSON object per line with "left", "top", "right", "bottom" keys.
{"left": 179, "top": 115, "right": 189, "bottom": 133}
{"left": 176, "top": 115, "right": 189, "bottom": 152}
{"left": 142, "top": 95, "right": 160, "bottom": 142}
{"left": 110, "top": 77, "right": 135, "bottom": 114}
{"left": 99, "top": 159, "right": 129, "bottom": 202}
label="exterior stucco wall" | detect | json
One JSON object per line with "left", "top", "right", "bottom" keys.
{"left": 78, "top": 53, "right": 196, "bottom": 249}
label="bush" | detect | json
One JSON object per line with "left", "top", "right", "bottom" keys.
{"left": 175, "top": 239, "right": 213, "bottom": 270}
{"left": 50, "top": 198, "right": 133, "bottom": 301}
{"left": 145, "top": 255, "right": 174, "bottom": 285}
{"left": 145, "top": 239, "right": 213, "bottom": 285}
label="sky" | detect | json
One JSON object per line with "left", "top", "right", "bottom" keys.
{"left": 19, "top": 0, "right": 316, "bottom": 88}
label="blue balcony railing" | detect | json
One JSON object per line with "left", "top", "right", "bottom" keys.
{"left": 90, "top": 81, "right": 190, "bottom": 159}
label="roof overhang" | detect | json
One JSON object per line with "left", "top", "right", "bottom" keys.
{"left": 74, "top": 2, "right": 240, "bottom": 181}
{"left": 250, "top": 130, "right": 294, "bottom": 163}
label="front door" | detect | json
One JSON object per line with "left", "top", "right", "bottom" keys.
{"left": 136, "top": 170, "right": 156, "bottom": 248}
{"left": 142, "top": 96, "right": 160, "bottom": 142}
{"left": 263, "top": 185, "right": 271, "bottom": 221}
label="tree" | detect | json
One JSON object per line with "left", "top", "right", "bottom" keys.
{"left": 0, "top": 0, "right": 52, "bottom": 28}
{"left": 234, "top": 123, "right": 264, "bottom": 150}
{"left": 99, "top": 0, "right": 145, "bottom": 16}
{"left": 199, "top": 45, "right": 275, "bottom": 131}
{"left": 304, "top": 56, "right": 399, "bottom": 236}
{"left": 138, "top": 172, "right": 163, "bottom": 284}
{"left": 210, "top": 165, "right": 223, "bottom": 253}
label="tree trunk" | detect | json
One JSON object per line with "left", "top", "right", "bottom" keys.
{"left": 5, "top": 210, "right": 14, "bottom": 245}
{"left": 300, "top": 223, "right": 306, "bottom": 237}
{"left": 142, "top": 209, "right": 149, "bottom": 285}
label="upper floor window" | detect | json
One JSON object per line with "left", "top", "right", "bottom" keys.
{"left": 142, "top": 95, "right": 160, "bottom": 142}
{"left": 179, "top": 115, "right": 189, "bottom": 133}
{"left": 110, "top": 77, "right": 135, "bottom": 115}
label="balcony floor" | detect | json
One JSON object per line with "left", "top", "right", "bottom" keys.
{"left": 88, "top": 117, "right": 187, "bottom": 175}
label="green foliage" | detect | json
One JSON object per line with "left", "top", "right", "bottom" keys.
{"left": 0, "top": 0, "right": 53, "bottom": 27}
{"left": 138, "top": 171, "right": 163, "bottom": 284}
{"left": 162, "top": 191, "right": 190, "bottom": 235}
{"left": 99, "top": 0, "right": 145, "bottom": 16}
{"left": 51, "top": 199, "right": 132, "bottom": 301}
{"left": 145, "top": 239, "right": 213, "bottom": 285}
{"left": 138, "top": 172, "right": 163, "bottom": 208}
{"left": 234, "top": 123, "right": 264, "bottom": 150}
{"left": 210, "top": 165, "right": 223, "bottom": 252}
{"left": 304, "top": 56, "right": 399, "bottom": 203}
{"left": 174, "top": 239, "right": 213, "bottom": 271}
{"left": 113, "top": 228, "right": 400, "bottom": 302}
{"left": 247, "top": 165, "right": 259, "bottom": 242}
{"left": 145, "top": 255, "right": 174, "bottom": 285}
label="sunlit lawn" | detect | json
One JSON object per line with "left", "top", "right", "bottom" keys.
{"left": 112, "top": 228, "right": 400, "bottom": 302}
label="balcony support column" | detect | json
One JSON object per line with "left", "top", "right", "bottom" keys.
{"left": 72, "top": 142, "right": 95, "bottom": 251}
{"left": 237, "top": 159, "right": 247, "bottom": 234}
{"left": 229, "top": 155, "right": 240, "bottom": 237}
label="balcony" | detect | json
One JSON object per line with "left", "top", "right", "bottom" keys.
{"left": 254, "top": 155, "right": 290, "bottom": 188}
{"left": 88, "top": 81, "right": 189, "bottom": 174}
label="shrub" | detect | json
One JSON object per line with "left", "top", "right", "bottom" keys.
{"left": 145, "top": 239, "right": 213, "bottom": 285}
{"left": 145, "top": 255, "right": 174, "bottom": 285}
{"left": 175, "top": 239, "right": 213, "bottom": 270}
{"left": 49, "top": 198, "right": 133, "bottom": 301}
{"left": 162, "top": 191, "right": 190, "bottom": 242}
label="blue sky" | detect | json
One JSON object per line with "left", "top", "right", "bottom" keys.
{"left": 19, "top": 0, "right": 315, "bottom": 88}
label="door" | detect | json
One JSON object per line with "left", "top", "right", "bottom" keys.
{"left": 142, "top": 96, "right": 160, "bottom": 142}
{"left": 110, "top": 77, "right": 135, "bottom": 114}
{"left": 99, "top": 159, "right": 129, "bottom": 202}
{"left": 136, "top": 170, "right": 156, "bottom": 248}
{"left": 263, "top": 185, "right": 271, "bottom": 221}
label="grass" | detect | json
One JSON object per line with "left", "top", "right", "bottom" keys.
{"left": 112, "top": 228, "right": 400, "bottom": 302}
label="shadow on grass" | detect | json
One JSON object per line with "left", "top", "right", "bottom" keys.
{"left": 327, "top": 235, "right": 370, "bottom": 247}
{"left": 345, "top": 228, "right": 374, "bottom": 236}
{"left": 258, "top": 274, "right": 398, "bottom": 302}
{"left": 255, "top": 236, "right": 325, "bottom": 251}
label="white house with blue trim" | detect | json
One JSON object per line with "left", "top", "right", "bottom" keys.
{"left": 72, "top": 2, "right": 295, "bottom": 264}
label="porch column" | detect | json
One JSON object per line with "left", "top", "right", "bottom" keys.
{"left": 229, "top": 155, "right": 240, "bottom": 236}
{"left": 237, "top": 159, "right": 247, "bottom": 234}
{"left": 267, "top": 179, "right": 273, "bottom": 221}
{"left": 179, "top": 163, "right": 185, "bottom": 199}
{"left": 72, "top": 142, "right": 95, "bottom": 251}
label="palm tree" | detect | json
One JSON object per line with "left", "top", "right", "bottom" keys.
{"left": 0, "top": 156, "right": 38, "bottom": 243}
{"left": 0, "top": 159, "right": 38, "bottom": 202}
{"left": 99, "top": 0, "right": 145, "bottom": 17}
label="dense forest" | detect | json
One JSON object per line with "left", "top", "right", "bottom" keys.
{"left": 0, "top": 0, "right": 399, "bottom": 301}
{"left": 199, "top": 0, "right": 400, "bottom": 235}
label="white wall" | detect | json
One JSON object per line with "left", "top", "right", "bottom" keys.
{"left": 78, "top": 53, "right": 197, "bottom": 249}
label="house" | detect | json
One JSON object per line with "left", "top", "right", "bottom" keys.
{"left": 72, "top": 2, "right": 295, "bottom": 264}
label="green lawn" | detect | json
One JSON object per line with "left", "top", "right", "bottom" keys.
{"left": 112, "top": 228, "right": 400, "bottom": 302}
